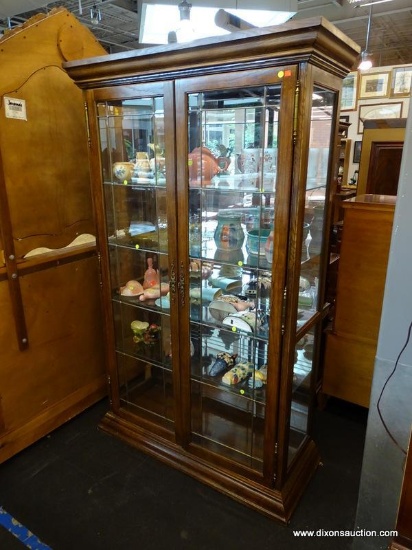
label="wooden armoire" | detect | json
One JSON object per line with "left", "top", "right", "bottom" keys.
{"left": 0, "top": 8, "right": 108, "bottom": 462}
{"left": 357, "top": 118, "right": 406, "bottom": 196}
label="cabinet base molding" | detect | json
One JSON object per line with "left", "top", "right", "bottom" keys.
{"left": 99, "top": 411, "right": 320, "bottom": 523}
{"left": 0, "top": 377, "right": 107, "bottom": 464}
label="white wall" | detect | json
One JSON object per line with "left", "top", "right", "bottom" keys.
{"left": 353, "top": 88, "right": 412, "bottom": 549}
{"left": 341, "top": 64, "right": 411, "bottom": 186}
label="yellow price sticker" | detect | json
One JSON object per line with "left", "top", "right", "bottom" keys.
{"left": 237, "top": 261, "right": 243, "bottom": 267}
{"left": 123, "top": 180, "right": 128, "bottom": 185}
{"left": 278, "top": 70, "right": 284, "bottom": 78}
{"left": 232, "top": 326, "right": 237, "bottom": 332}
{"left": 135, "top": 244, "right": 140, "bottom": 249}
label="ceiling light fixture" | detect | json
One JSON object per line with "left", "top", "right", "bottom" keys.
{"left": 90, "top": 4, "right": 101, "bottom": 25}
{"left": 168, "top": 1, "right": 196, "bottom": 43}
{"left": 142, "top": 2, "right": 296, "bottom": 45}
{"left": 358, "top": 4, "right": 373, "bottom": 70}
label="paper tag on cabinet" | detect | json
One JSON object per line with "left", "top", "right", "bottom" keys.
{"left": 4, "top": 97, "right": 27, "bottom": 121}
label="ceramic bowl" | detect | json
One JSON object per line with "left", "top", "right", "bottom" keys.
{"left": 246, "top": 229, "right": 271, "bottom": 256}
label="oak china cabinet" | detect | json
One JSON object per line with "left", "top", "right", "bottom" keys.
{"left": 64, "top": 18, "right": 359, "bottom": 522}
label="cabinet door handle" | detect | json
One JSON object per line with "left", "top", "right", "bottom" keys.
{"left": 178, "top": 261, "right": 185, "bottom": 307}
{"left": 170, "top": 261, "right": 176, "bottom": 301}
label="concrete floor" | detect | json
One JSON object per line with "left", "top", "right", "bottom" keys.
{"left": 0, "top": 397, "right": 367, "bottom": 550}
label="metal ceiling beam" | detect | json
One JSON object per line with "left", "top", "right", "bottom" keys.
{"left": 2, "top": 0, "right": 412, "bottom": 64}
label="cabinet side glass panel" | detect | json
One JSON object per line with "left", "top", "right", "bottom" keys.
{"left": 288, "top": 87, "right": 336, "bottom": 464}
{"left": 299, "top": 87, "right": 336, "bottom": 325}
{"left": 288, "top": 325, "right": 316, "bottom": 466}
{"left": 186, "top": 86, "right": 280, "bottom": 471}
{"left": 97, "top": 98, "right": 174, "bottom": 433}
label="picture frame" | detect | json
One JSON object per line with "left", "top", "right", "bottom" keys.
{"left": 390, "top": 67, "right": 412, "bottom": 98}
{"left": 353, "top": 141, "right": 362, "bottom": 164}
{"left": 359, "top": 72, "right": 390, "bottom": 100}
{"left": 357, "top": 102, "right": 403, "bottom": 134}
{"left": 340, "top": 71, "right": 358, "bottom": 111}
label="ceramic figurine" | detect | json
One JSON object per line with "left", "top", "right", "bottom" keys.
{"left": 208, "top": 352, "right": 238, "bottom": 377}
{"left": 130, "top": 320, "right": 149, "bottom": 344}
{"left": 120, "top": 279, "right": 144, "bottom": 297}
{"left": 221, "top": 362, "right": 253, "bottom": 385}
{"left": 143, "top": 257, "right": 159, "bottom": 289}
{"left": 248, "top": 365, "right": 268, "bottom": 388}
{"left": 188, "top": 146, "right": 220, "bottom": 186}
{"left": 139, "top": 283, "right": 170, "bottom": 302}
{"left": 131, "top": 320, "right": 161, "bottom": 346}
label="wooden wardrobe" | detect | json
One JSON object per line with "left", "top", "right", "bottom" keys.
{"left": 0, "top": 8, "right": 108, "bottom": 462}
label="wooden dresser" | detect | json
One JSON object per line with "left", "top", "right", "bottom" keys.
{"left": 322, "top": 194, "right": 396, "bottom": 408}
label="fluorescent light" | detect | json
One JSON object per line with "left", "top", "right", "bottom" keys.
{"left": 351, "top": 0, "right": 393, "bottom": 4}
{"left": 140, "top": 3, "right": 296, "bottom": 44}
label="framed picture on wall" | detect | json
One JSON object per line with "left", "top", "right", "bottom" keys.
{"left": 390, "top": 67, "right": 412, "bottom": 98}
{"left": 353, "top": 141, "right": 362, "bottom": 163}
{"left": 357, "top": 102, "right": 403, "bottom": 134}
{"left": 341, "top": 71, "right": 358, "bottom": 111}
{"left": 359, "top": 72, "right": 390, "bottom": 100}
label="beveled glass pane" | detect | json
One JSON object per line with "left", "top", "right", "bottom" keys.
{"left": 191, "top": 380, "right": 265, "bottom": 469}
{"left": 288, "top": 325, "right": 316, "bottom": 466}
{"left": 97, "top": 98, "right": 165, "bottom": 186}
{"left": 186, "top": 84, "right": 281, "bottom": 471}
{"left": 98, "top": 95, "right": 173, "bottom": 432}
{"left": 118, "top": 352, "right": 174, "bottom": 430}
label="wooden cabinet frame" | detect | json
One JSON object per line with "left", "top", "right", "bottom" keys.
{"left": 65, "top": 17, "right": 360, "bottom": 522}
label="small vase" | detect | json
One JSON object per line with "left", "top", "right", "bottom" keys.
{"left": 217, "top": 156, "right": 231, "bottom": 173}
{"left": 264, "top": 230, "right": 274, "bottom": 264}
{"left": 308, "top": 205, "right": 324, "bottom": 258}
{"left": 301, "top": 222, "right": 311, "bottom": 261}
{"left": 113, "top": 161, "right": 135, "bottom": 182}
{"left": 135, "top": 152, "right": 151, "bottom": 176}
{"left": 214, "top": 213, "right": 244, "bottom": 251}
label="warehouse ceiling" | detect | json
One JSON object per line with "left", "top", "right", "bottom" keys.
{"left": 1, "top": 0, "right": 412, "bottom": 68}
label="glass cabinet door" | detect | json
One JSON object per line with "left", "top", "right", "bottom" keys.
{"left": 177, "top": 69, "right": 297, "bottom": 473}
{"left": 96, "top": 92, "right": 176, "bottom": 436}
{"left": 93, "top": 73, "right": 336, "bottom": 477}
